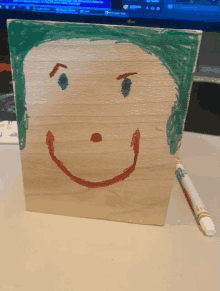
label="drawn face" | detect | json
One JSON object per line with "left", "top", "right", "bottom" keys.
{"left": 23, "top": 39, "right": 177, "bottom": 191}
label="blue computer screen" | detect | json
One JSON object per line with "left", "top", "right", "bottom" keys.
{"left": 1, "top": 0, "right": 111, "bottom": 10}
{"left": 0, "top": 0, "right": 219, "bottom": 25}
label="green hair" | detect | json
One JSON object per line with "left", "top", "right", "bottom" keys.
{"left": 7, "top": 20, "right": 202, "bottom": 154}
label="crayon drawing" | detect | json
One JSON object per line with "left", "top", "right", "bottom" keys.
{"left": 7, "top": 20, "right": 202, "bottom": 225}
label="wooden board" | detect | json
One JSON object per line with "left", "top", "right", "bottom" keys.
{"left": 6, "top": 20, "right": 202, "bottom": 226}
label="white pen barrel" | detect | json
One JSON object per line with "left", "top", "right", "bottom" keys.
{"left": 176, "top": 163, "right": 205, "bottom": 211}
{"left": 176, "top": 162, "right": 216, "bottom": 236}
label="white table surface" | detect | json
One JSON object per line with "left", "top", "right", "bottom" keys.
{"left": 0, "top": 125, "right": 219, "bottom": 291}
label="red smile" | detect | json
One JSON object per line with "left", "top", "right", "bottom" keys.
{"left": 46, "top": 129, "right": 140, "bottom": 188}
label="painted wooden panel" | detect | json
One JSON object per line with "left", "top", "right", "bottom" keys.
{"left": 7, "top": 20, "right": 202, "bottom": 225}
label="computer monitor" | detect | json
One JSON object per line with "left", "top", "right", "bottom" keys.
{"left": 0, "top": 0, "right": 219, "bottom": 31}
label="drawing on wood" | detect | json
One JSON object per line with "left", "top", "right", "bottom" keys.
{"left": 7, "top": 20, "right": 202, "bottom": 225}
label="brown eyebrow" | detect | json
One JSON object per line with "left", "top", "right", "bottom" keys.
{"left": 49, "top": 63, "right": 68, "bottom": 78}
{"left": 116, "top": 72, "right": 137, "bottom": 80}
{"left": 49, "top": 66, "right": 136, "bottom": 80}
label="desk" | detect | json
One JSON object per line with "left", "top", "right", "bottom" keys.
{"left": 0, "top": 131, "right": 219, "bottom": 291}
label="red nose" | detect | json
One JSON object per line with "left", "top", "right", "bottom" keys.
{"left": 90, "top": 133, "right": 102, "bottom": 143}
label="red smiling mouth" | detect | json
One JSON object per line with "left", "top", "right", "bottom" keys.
{"left": 46, "top": 129, "right": 140, "bottom": 188}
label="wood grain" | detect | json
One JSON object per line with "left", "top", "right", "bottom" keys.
{"left": 19, "top": 38, "right": 183, "bottom": 225}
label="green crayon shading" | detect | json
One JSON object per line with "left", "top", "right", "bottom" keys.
{"left": 7, "top": 20, "right": 202, "bottom": 154}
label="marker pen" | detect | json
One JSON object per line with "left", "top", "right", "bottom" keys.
{"left": 175, "top": 158, "right": 216, "bottom": 236}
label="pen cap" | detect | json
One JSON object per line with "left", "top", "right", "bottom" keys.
{"left": 200, "top": 217, "right": 216, "bottom": 236}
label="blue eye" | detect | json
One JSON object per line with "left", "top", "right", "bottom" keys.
{"left": 58, "top": 73, "right": 68, "bottom": 90}
{"left": 121, "top": 77, "right": 132, "bottom": 98}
